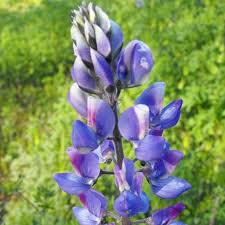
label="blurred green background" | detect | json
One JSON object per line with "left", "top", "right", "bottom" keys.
{"left": 0, "top": 0, "right": 225, "bottom": 224}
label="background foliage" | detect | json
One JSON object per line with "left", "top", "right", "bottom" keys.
{"left": 0, "top": 0, "right": 225, "bottom": 224}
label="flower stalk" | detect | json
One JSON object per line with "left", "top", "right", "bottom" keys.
{"left": 53, "top": 2, "right": 191, "bottom": 225}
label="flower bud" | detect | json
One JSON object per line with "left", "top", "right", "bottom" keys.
{"left": 71, "top": 3, "right": 124, "bottom": 92}
{"left": 117, "top": 40, "right": 154, "bottom": 87}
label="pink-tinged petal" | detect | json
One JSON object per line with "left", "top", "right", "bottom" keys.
{"left": 53, "top": 173, "right": 91, "bottom": 195}
{"left": 135, "top": 135, "right": 166, "bottom": 161}
{"left": 131, "top": 172, "right": 144, "bottom": 195}
{"left": 72, "top": 57, "right": 96, "bottom": 92}
{"left": 88, "top": 97, "right": 115, "bottom": 139}
{"left": 73, "top": 207, "right": 101, "bottom": 225}
{"left": 114, "top": 158, "right": 135, "bottom": 192}
{"left": 163, "top": 150, "right": 184, "bottom": 174}
{"left": 94, "top": 24, "right": 111, "bottom": 57}
{"left": 90, "top": 49, "right": 114, "bottom": 89}
{"left": 68, "top": 83, "right": 88, "bottom": 117}
{"left": 110, "top": 20, "right": 123, "bottom": 58}
{"left": 135, "top": 82, "right": 165, "bottom": 116}
{"left": 79, "top": 191, "right": 101, "bottom": 217}
{"left": 151, "top": 176, "right": 191, "bottom": 199}
{"left": 67, "top": 147, "right": 100, "bottom": 179}
{"left": 159, "top": 99, "right": 183, "bottom": 129}
{"left": 72, "top": 120, "right": 98, "bottom": 153}
{"left": 152, "top": 203, "right": 185, "bottom": 225}
{"left": 114, "top": 163, "right": 130, "bottom": 192}
{"left": 80, "top": 190, "right": 107, "bottom": 216}
{"left": 118, "top": 104, "right": 149, "bottom": 141}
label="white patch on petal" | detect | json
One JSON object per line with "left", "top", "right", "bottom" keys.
{"left": 134, "top": 104, "right": 149, "bottom": 140}
{"left": 140, "top": 57, "right": 149, "bottom": 70}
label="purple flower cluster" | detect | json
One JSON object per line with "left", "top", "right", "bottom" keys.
{"left": 53, "top": 3, "right": 191, "bottom": 225}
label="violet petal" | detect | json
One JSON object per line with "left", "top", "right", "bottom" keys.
{"left": 159, "top": 99, "right": 183, "bottom": 129}
{"left": 53, "top": 173, "right": 91, "bottom": 195}
{"left": 72, "top": 120, "right": 98, "bottom": 153}
{"left": 72, "top": 57, "right": 96, "bottom": 91}
{"left": 94, "top": 24, "right": 111, "bottom": 57}
{"left": 88, "top": 97, "right": 115, "bottom": 139}
{"left": 118, "top": 104, "right": 149, "bottom": 141}
{"left": 90, "top": 49, "right": 114, "bottom": 88}
{"left": 135, "top": 82, "right": 165, "bottom": 117}
{"left": 152, "top": 203, "right": 185, "bottom": 225}
{"left": 73, "top": 207, "right": 100, "bottom": 225}
{"left": 151, "top": 176, "right": 191, "bottom": 199}
{"left": 67, "top": 147, "right": 100, "bottom": 179}
{"left": 135, "top": 135, "right": 165, "bottom": 161}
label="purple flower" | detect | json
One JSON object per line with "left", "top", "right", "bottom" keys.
{"left": 71, "top": 3, "right": 123, "bottom": 90}
{"left": 53, "top": 173, "right": 92, "bottom": 195}
{"left": 114, "top": 190, "right": 149, "bottom": 217}
{"left": 135, "top": 82, "right": 183, "bottom": 130}
{"left": 140, "top": 144, "right": 191, "bottom": 199}
{"left": 54, "top": 3, "right": 191, "bottom": 225}
{"left": 143, "top": 143, "right": 184, "bottom": 179}
{"left": 147, "top": 149, "right": 184, "bottom": 179}
{"left": 74, "top": 189, "right": 108, "bottom": 225}
{"left": 72, "top": 120, "right": 98, "bottom": 153}
{"left": 94, "top": 140, "right": 115, "bottom": 163}
{"left": 71, "top": 57, "right": 97, "bottom": 92}
{"left": 117, "top": 40, "right": 154, "bottom": 87}
{"left": 135, "top": 134, "right": 166, "bottom": 161}
{"left": 118, "top": 104, "right": 150, "bottom": 141}
{"left": 118, "top": 104, "right": 167, "bottom": 161}
{"left": 72, "top": 97, "right": 115, "bottom": 153}
{"left": 53, "top": 148, "right": 100, "bottom": 195}
{"left": 113, "top": 159, "right": 149, "bottom": 217}
{"left": 90, "top": 49, "right": 114, "bottom": 89}
{"left": 118, "top": 100, "right": 190, "bottom": 200}
{"left": 87, "top": 97, "right": 115, "bottom": 140}
{"left": 152, "top": 203, "right": 186, "bottom": 225}
{"left": 67, "top": 147, "right": 100, "bottom": 178}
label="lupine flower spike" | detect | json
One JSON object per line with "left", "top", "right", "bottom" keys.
{"left": 53, "top": 2, "right": 191, "bottom": 225}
